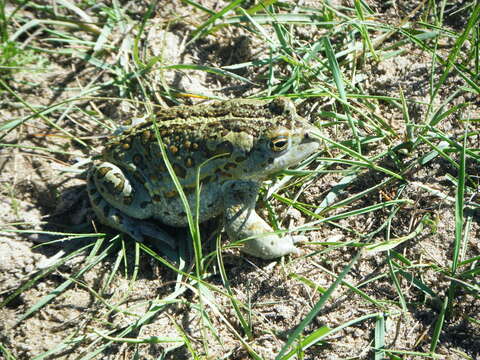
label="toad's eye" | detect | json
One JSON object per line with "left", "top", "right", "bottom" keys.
{"left": 270, "top": 136, "right": 289, "bottom": 152}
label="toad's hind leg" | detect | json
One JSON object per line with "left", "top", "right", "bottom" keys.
{"left": 87, "top": 163, "right": 175, "bottom": 247}
{"left": 222, "top": 180, "right": 303, "bottom": 259}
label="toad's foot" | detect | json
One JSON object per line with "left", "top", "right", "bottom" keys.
{"left": 223, "top": 180, "right": 302, "bottom": 259}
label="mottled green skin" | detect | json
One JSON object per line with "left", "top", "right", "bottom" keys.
{"left": 87, "top": 97, "right": 319, "bottom": 259}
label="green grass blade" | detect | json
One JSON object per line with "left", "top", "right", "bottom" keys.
{"left": 374, "top": 313, "right": 386, "bottom": 360}
{"left": 276, "top": 249, "right": 362, "bottom": 359}
{"left": 323, "top": 37, "right": 361, "bottom": 153}
{"left": 452, "top": 131, "right": 466, "bottom": 274}
{"left": 432, "top": 3, "right": 480, "bottom": 99}
{"left": 189, "top": 0, "right": 244, "bottom": 42}
{"left": 430, "top": 295, "right": 448, "bottom": 353}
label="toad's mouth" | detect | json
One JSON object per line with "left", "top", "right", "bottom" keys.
{"left": 268, "top": 140, "right": 320, "bottom": 172}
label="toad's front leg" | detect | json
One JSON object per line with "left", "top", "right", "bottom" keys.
{"left": 222, "top": 180, "right": 302, "bottom": 259}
